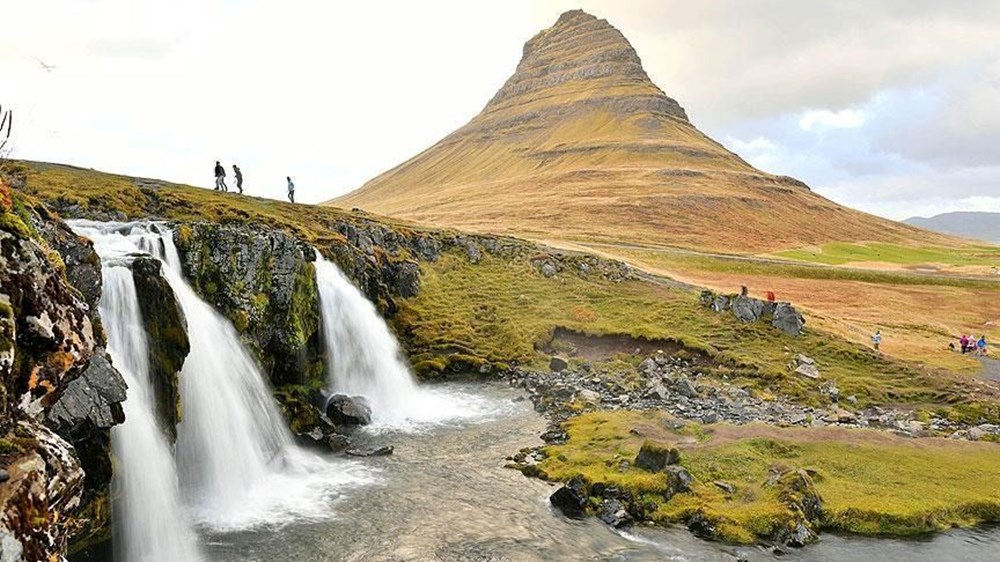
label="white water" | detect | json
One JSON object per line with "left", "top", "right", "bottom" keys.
{"left": 314, "top": 254, "right": 507, "bottom": 431}
{"left": 74, "top": 221, "right": 374, "bottom": 539}
{"left": 90, "top": 236, "right": 204, "bottom": 561}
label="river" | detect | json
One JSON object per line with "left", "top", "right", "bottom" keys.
{"left": 196, "top": 382, "right": 999, "bottom": 562}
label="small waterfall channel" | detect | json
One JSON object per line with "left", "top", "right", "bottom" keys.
{"left": 73, "top": 221, "right": 373, "bottom": 559}
{"left": 314, "top": 253, "right": 503, "bottom": 430}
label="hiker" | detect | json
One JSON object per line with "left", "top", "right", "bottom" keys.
{"left": 871, "top": 330, "right": 882, "bottom": 354}
{"left": 214, "top": 161, "right": 227, "bottom": 192}
{"left": 740, "top": 285, "right": 749, "bottom": 297}
{"left": 765, "top": 291, "right": 776, "bottom": 302}
{"left": 978, "top": 335, "right": 988, "bottom": 356}
{"left": 960, "top": 334, "right": 970, "bottom": 353}
{"left": 233, "top": 164, "right": 243, "bottom": 194}
{"left": 286, "top": 176, "right": 295, "bottom": 203}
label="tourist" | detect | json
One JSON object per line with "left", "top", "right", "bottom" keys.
{"left": 233, "top": 164, "right": 243, "bottom": 194}
{"left": 871, "top": 330, "right": 882, "bottom": 354}
{"left": 214, "top": 160, "right": 227, "bottom": 192}
{"left": 287, "top": 176, "right": 295, "bottom": 203}
{"left": 960, "top": 334, "right": 970, "bottom": 353}
{"left": 978, "top": 335, "right": 988, "bottom": 355}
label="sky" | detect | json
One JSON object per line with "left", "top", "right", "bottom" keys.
{"left": 2, "top": 0, "right": 998, "bottom": 220}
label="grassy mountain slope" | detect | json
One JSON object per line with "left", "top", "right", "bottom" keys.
{"left": 330, "top": 10, "right": 955, "bottom": 254}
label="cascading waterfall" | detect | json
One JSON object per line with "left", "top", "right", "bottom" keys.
{"left": 75, "top": 221, "right": 373, "bottom": 538}
{"left": 314, "top": 253, "right": 503, "bottom": 430}
{"left": 86, "top": 232, "right": 204, "bottom": 562}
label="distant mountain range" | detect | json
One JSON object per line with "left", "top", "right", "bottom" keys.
{"left": 905, "top": 212, "right": 1000, "bottom": 243}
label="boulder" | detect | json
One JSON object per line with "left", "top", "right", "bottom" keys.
{"left": 634, "top": 441, "right": 681, "bottom": 472}
{"left": 549, "top": 475, "right": 588, "bottom": 519}
{"left": 549, "top": 356, "right": 569, "bottom": 373}
{"left": 325, "top": 394, "right": 373, "bottom": 426}
{"left": 665, "top": 465, "right": 694, "bottom": 494}
{"left": 731, "top": 295, "right": 765, "bottom": 323}
{"left": 598, "top": 498, "right": 633, "bottom": 528}
{"left": 792, "top": 354, "right": 821, "bottom": 379}
{"left": 675, "top": 377, "right": 699, "bottom": 398}
{"left": 772, "top": 303, "right": 806, "bottom": 336}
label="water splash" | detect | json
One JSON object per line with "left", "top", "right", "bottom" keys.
{"left": 314, "top": 253, "right": 510, "bottom": 431}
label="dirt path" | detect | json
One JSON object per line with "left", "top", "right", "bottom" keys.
{"left": 979, "top": 357, "right": 1000, "bottom": 381}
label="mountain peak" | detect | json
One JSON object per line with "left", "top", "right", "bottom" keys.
{"left": 484, "top": 10, "right": 688, "bottom": 121}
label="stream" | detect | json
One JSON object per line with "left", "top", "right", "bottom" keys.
{"left": 199, "top": 382, "right": 1000, "bottom": 562}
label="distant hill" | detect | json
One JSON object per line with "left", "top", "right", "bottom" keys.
{"left": 330, "top": 9, "right": 954, "bottom": 253}
{"left": 905, "top": 212, "right": 1000, "bottom": 243}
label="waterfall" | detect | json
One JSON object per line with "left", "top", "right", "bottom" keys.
{"left": 89, "top": 235, "right": 204, "bottom": 562}
{"left": 314, "top": 253, "right": 501, "bottom": 430}
{"left": 74, "top": 221, "right": 374, "bottom": 539}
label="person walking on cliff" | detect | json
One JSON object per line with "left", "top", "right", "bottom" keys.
{"left": 214, "top": 161, "right": 227, "bottom": 192}
{"left": 286, "top": 176, "right": 295, "bottom": 203}
{"left": 871, "top": 330, "right": 883, "bottom": 355}
{"left": 233, "top": 164, "right": 244, "bottom": 194}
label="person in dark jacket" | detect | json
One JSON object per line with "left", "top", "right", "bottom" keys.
{"left": 214, "top": 161, "right": 227, "bottom": 191}
{"left": 233, "top": 164, "right": 243, "bottom": 194}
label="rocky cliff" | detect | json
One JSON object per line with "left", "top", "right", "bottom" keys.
{"left": 0, "top": 180, "right": 126, "bottom": 560}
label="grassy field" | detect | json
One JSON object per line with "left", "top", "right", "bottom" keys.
{"left": 539, "top": 410, "right": 1000, "bottom": 542}
{"left": 776, "top": 242, "right": 1000, "bottom": 269}
{"left": 567, "top": 242, "right": 1000, "bottom": 374}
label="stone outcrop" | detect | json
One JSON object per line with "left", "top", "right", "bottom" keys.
{"left": 174, "top": 223, "right": 320, "bottom": 386}
{"left": 700, "top": 290, "right": 806, "bottom": 336}
{"left": 132, "top": 256, "right": 189, "bottom": 441}
{"left": 0, "top": 187, "right": 126, "bottom": 560}
{"left": 325, "top": 394, "right": 372, "bottom": 426}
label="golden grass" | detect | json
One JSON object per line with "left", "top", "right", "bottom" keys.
{"left": 540, "top": 410, "right": 1000, "bottom": 542}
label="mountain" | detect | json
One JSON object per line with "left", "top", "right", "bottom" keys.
{"left": 330, "top": 10, "right": 951, "bottom": 253}
{"left": 905, "top": 212, "right": 1000, "bottom": 244}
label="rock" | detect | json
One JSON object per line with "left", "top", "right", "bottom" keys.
{"left": 646, "top": 383, "right": 670, "bottom": 401}
{"left": 634, "top": 441, "right": 681, "bottom": 472}
{"left": 598, "top": 498, "right": 633, "bottom": 528}
{"left": 0, "top": 469, "right": 8, "bottom": 484}
{"left": 712, "top": 295, "right": 730, "bottom": 313}
{"left": 793, "top": 354, "right": 821, "bottom": 379}
{"left": 665, "top": 465, "right": 694, "bottom": 494}
{"left": 345, "top": 445, "right": 393, "bottom": 457}
{"left": 132, "top": 256, "right": 189, "bottom": 441}
{"left": 390, "top": 261, "right": 421, "bottom": 298}
{"left": 550, "top": 475, "right": 588, "bottom": 519}
{"left": 549, "top": 356, "right": 569, "bottom": 373}
{"left": 540, "top": 262, "right": 558, "bottom": 278}
{"left": 174, "top": 223, "right": 320, "bottom": 386}
{"left": 967, "top": 427, "right": 987, "bottom": 440}
{"left": 540, "top": 428, "right": 568, "bottom": 444}
{"left": 578, "top": 389, "right": 601, "bottom": 403}
{"left": 785, "top": 522, "right": 817, "bottom": 548}
{"left": 731, "top": 295, "right": 765, "bottom": 323}
{"left": 771, "top": 468, "right": 823, "bottom": 521}
{"left": 638, "top": 357, "right": 657, "bottom": 374}
{"left": 47, "top": 355, "right": 127, "bottom": 432}
{"left": 325, "top": 394, "right": 373, "bottom": 426}
{"left": 701, "top": 411, "right": 720, "bottom": 424}
{"left": 675, "top": 377, "right": 699, "bottom": 398}
{"left": 713, "top": 481, "right": 734, "bottom": 494}
{"left": 772, "top": 303, "right": 806, "bottom": 336}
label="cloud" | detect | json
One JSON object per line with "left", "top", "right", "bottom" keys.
{"left": 798, "top": 109, "right": 866, "bottom": 131}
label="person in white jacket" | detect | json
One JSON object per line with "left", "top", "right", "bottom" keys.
{"left": 286, "top": 176, "right": 295, "bottom": 203}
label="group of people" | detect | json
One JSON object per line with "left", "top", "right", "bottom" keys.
{"left": 212, "top": 161, "right": 296, "bottom": 203}
{"left": 954, "top": 334, "right": 989, "bottom": 355}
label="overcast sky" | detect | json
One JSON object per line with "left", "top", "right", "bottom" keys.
{"left": 3, "top": 0, "right": 998, "bottom": 220}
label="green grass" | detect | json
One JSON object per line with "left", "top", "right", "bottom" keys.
{"left": 777, "top": 242, "right": 1000, "bottom": 268}
{"left": 13, "top": 159, "right": 999, "bottom": 419}
{"left": 398, "top": 251, "right": 995, "bottom": 420}
{"left": 539, "top": 410, "right": 1000, "bottom": 543}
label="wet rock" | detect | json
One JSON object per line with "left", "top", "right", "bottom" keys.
{"left": 346, "top": 445, "right": 393, "bottom": 457}
{"left": 325, "top": 394, "right": 373, "bottom": 426}
{"left": 634, "top": 441, "right": 680, "bottom": 472}
{"left": 327, "top": 434, "right": 351, "bottom": 452}
{"left": 550, "top": 475, "right": 588, "bottom": 519}
{"left": 132, "top": 256, "right": 189, "bottom": 441}
{"left": 549, "top": 356, "right": 569, "bottom": 373}
{"left": 598, "top": 498, "right": 633, "bottom": 528}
